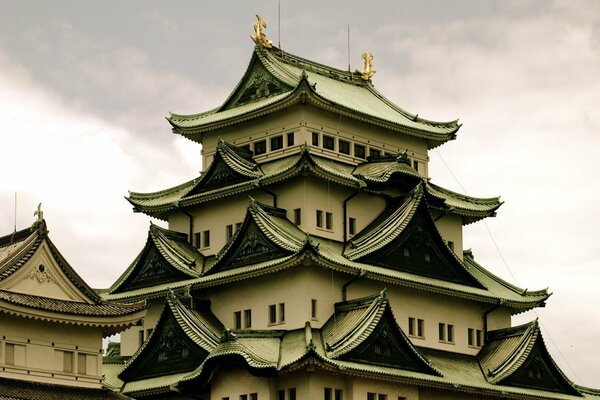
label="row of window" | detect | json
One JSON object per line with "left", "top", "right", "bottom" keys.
{"left": 225, "top": 390, "right": 406, "bottom": 400}
{"left": 2, "top": 342, "right": 96, "bottom": 375}
{"left": 367, "top": 394, "right": 407, "bottom": 400}
{"left": 407, "top": 317, "right": 484, "bottom": 347}
{"left": 222, "top": 394, "right": 258, "bottom": 400}
{"left": 232, "top": 300, "right": 319, "bottom": 329}
{"left": 241, "top": 132, "right": 295, "bottom": 156}
{"left": 277, "top": 388, "right": 296, "bottom": 400}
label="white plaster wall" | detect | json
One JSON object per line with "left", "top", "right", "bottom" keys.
{"left": 120, "top": 298, "right": 164, "bottom": 357}
{"left": 432, "top": 214, "right": 463, "bottom": 261}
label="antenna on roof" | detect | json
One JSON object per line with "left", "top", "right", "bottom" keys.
{"left": 347, "top": 24, "right": 351, "bottom": 72}
{"left": 278, "top": 0, "right": 281, "bottom": 48}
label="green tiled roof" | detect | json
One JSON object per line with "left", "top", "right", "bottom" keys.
{"left": 127, "top": 143, "right": 499, "bottom": 224}
{"left": 168, "top": 46, "right": 460, "bottom": 147}
{"left": 0, "top": 377, "right": 132, "bottom": 400}
{"left": 108, "top": 223, "right": 202, "bottom": 294}
{"left": 122, "top": 372, "right": 190, "bottom": 395}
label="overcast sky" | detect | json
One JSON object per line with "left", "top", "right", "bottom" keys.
{"left": 1, "top": 0, "right": 599, "bottom": 387}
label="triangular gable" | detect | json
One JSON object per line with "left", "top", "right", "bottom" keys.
{"left": 349, "top": 187, "right": 483, "bottom": 288}
{"left": 110, "top": 225, "right": 201, "bottom": 294}
{"left": 207, "top": 199, "right": 305, "bottom": 274}
{"left": 186, "top": 140, "right": 262, "bottom": 197}
{"left": 480, "top": 321, "right": 580, "bottom": 396}
{"left": 119, "top": 296, "right": 214, "bottom": 382}
{"left": 323, "top": 291, "right": 439, "bottom": 375}
{"left": 220, "top": 51, "right": 293, "bottom": 110}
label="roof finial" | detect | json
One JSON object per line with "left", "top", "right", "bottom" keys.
{"left": 251, "top": 15, "right": 273, "bottom": 48}
{"left": 34, "top": 203, "right": 43, "bottom": 223}
{"left": 356, "top": 52, "right": 376, "bottom": 80}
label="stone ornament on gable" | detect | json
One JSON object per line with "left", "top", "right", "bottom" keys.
{"left": 28, "top": 264, "right": 55, "bottom": 283}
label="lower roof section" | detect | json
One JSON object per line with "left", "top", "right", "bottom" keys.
{"left": 0, "top": 376, "right": 132, "bottom": 400}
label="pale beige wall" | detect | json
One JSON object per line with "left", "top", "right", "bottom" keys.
{"left": 432, "top": 214, "right": 463, "bottom": 260}
{"left": 210, "top": 366, "right": 272, "bottom": 400}
{"left": 350, "top": 377, "right": 419, "bottom": 400}
{"left": 202, "top": 265, "right": 348, "bottom": 331}
{"left": 0, "top": 313, "right": 102, "bottom": 388}
{"left": 120, "top": 298, "right": 165, "bottom": 357}
{"left": 200, "top": 104, "right": 430, "bottom": 178}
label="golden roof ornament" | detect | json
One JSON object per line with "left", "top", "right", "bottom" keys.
{"left": 251, "top": 15, "right": 273, "bottom": 48}
{"left": 356, "top": 52, "right": 376, "bottom": 80}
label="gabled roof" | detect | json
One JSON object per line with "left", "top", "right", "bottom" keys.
{"left": 345, "top": 184, "right": 485, "bottom": 288}
{"left": 108, "top": 223, "right": 202, "bottom": 294}
{"left": 127, "top": 144, "right": 500, "bottom": 224}
{"left": 119, "top": 293, "right": 222, "bottom": 393}
{"left": 478, "top": 320, "right": 581, "bottom": 396}
{"left": 322, "top": 290, "right": 440, "bottom": 375}
{"left": 168, "top": 45, "right": 460, "bottom": 148}
{"left": 206, "top": 197, "right": 307, "bottom": 274}
{"left": 0, "top": 220, "right": 145, "bottom": 334}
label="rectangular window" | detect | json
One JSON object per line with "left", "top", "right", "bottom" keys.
{"left": 269, "top": 304, "right": 277, "bottom": 324}
{"left": 447, "top": 324, "right": 454, "bottom": 343}
{"left": 417, "top": 319, "right": 425, "bottom": 338}
{"left": 403, "top": 247, "right": 410, "bottom": 257}
{"left": 78, "top": 353, "right": 87, "bottom": 375}
{"left": 287, "top": 132, "right": 295, "bottom": 146}
{"left": 316, "top": 210, "right": 323, "bottom": 228}
{"left": 367, "top": 394, "right": 376, "bottom": 400}
{"left": 439, "top": 323, "right": 446, "bottom": 341}
{"left": 271, "top": 135, "right": 284, "bottom": 151}
{"left": 325, "top": 212, "right": 333, "bottom": 230}
{"left": 250, "top": 394, "right": 258, "bottom": 400}
{"left": 226, "top": 224, "right": 234, "bottom": 241}
{"left": 244, "top": 309, "right": 252, "bottom": 328}
{"left": 194, "top": 232, "right": 201, "bottom": 249}
{"left": 5, "top": 343, "right": 14, "bottom": 365}
{"left": 334, "top": 389, "right": 342, "bottom": 400}
{"left": 312, "top": 132, "right": 319, "bottom": 146}
{"left": 476, "top": 329, "right": 483, "bottom": 347}
{"left": 348, "top": 217, "right": 356, "bottom": 235}
{"left": 254, "top": 140, "right": 267, "bottom": 155}
{"left": 279, "top": 303, "right": 285, "bottom": 323}
{"left": 378, "top": 395, "right": 387, "bottom": 400}
{"left": 234, "top": 311, "right": 242, "bottom": 329}
{"left": 325, "top": 388, "right": 332, "bottom": 400}
{"left": 63, "top": 351, "right": 73, "bottom": 373}
{"left": 468, "top": 328, "right": 474, "bottom": 346}
{"left": 323, "top": 135, "right": 335, "bottom": 150}
{"left": 354, "top": 144, "right": 366, "bottom": 159}
{"left": 277, "top": 390, "right": 285, "bottom": 400}
{"left": 294, "top": 208, "right": 302, "bottom": 226}
{"left": 203, "top": 230, "right": 210, "bottom": 248}
{"left": 408, "top": 317, "right": 415, "bottom": 336}
{"left": 413, "top": 160, "right": 419, "bottom": 172}
{"left": 311, "top": 299, "right": 318, "bottom": 319}
{"left": 289, "top": 388, "right": 297, "bottom": 400}
{"left": 223, "top": 398, "right": 230, "bottom": 400}
{"left": 339, "top": 139, "right": 350, "bottom": 155}
{"left": 369, "top": 148, "right": 381, "bottom": 158}
{"left": 240, "top": 395, "right": 248, "bottom": 400}
{"left": 138, "top": 330, "right": 144, "bottom": 346}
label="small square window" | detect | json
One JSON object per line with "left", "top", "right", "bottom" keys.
{"left": 240, "top": 395, "right": 248, "bottom": 400}
{"left": 234, "top": 311, "right": 242, "bottom": 329}
{"left": 289, "top": 388, "right": 297, "bottom": 400}
{"left": 339, "top": 139, "right": 350, "bottom": 155}
{"left": 325, "top": 388, "right": 332, "bottom": 400}
{"left": 323, "top": 135, "right": 335, "bottom": 150}
{"left": 348, "top": 217, "right": 356, "bottom": 235}
{"left": 294, "top": 208, "right": 302, "bottom": 226}
{"left": 203, "top": 230, "right": 210, "bottom": 248}
{"left": 325, "top": 212, "right": 333, "bottom": 230}
{"left": 447, "top": 324, "right": 454, "bottom": 343}
{"left": 254, "top": 140, "right": 267, "bottom": 155}
{"left": 226, "top": 224, "right": 234, "bottom": 241}
{"left": 279, "top": 303, "right": 285, "bottom": 323}
{"left": 277, "top": 391, "right": 285, "bottom": 400}
{"left": 378, "top": 395, "right": 387, "bottom": 400}
{"left": 413, "top": 160, "right": 419, "bottom": 172}
{"left": 312, "top": 132, "right": 319, "bottom": 146}
{"left": 250, "top": 393, "right": 258, "bottom": 400}
{"left": 476, "top": 329, "right": 483, "bottom": 347}
{"left": 316, "top": 210, "right": 323, "bottom": 228}
{"left": 269, "top": 304, "right": 276, "bottom": 324}
{"left": 367, "top": 394, "right": 376, "bottom": 400}
{"left": 287, "top": 132, "right": 295, "bottom": 146}
{"left": 244, "top": 309, "right": 252, "bottom": 328}
{"left": 334, "top": 389, "right": 342, "bottom": 400}
{"left": 354, "top": 144, "right": 365, "bottom": 159}
{"left": 408, "top": 317, "right": 415, "bottom": 336}
{"left": 194, "top": 232, "right": 201, "bottom": 249}
{"left": 468, "top": 328, "right": 474, "bottom": 346}
{"left": 439, "top": 323, "right": 446, "bottom": 341}
{"left": 271, "top": 135, "right": 283, "bottom": 151}
{"left": 417, "top": 319, "right": 425, "bottom": 337}
{"left": 311, "top": 299, "right": 318, "bottom": 319}
{"left": 369, "top": 148, "right": 381, "bottom": 158}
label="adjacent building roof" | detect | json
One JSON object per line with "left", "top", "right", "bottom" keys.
{"left": 0, "top": 220, "right": 145, "bottom": 335}
{"left": 0, "top": 376, "right": 132, "bottom": 400}
{"left": 168, "top": 45, "right": 460, "bottom": 148}
{"left": 127, "top": 141, "right": 501, "bottom": 224}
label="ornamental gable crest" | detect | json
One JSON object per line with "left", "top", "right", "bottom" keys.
{"left": 187, "top": 155, "right": 253, "bottom": 197}
{"left": 122, "top": 246, "right": 190, "bottom": 292}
